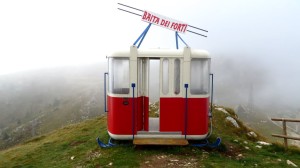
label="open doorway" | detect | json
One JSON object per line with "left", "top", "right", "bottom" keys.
{"left": 148, "top": 59, "right": 160, "bottom": 131}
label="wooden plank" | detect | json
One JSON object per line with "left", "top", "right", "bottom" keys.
{"left": 271, "top": 118, "right": 300, "bottom": 122}
{"left": 272, "top": 134, "right": 300, "bottom": 141}
{"left": 137, "top": 131, "right": 181, "bottom": 135}
{"left": 133, "top": 138, "right": 189, "bottom": 146}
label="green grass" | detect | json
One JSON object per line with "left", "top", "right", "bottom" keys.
{"left": 149, "top": 102, "right": 159, "bottom": 117}
{"left": 1, "top": 107, "right": 300, "bottom": 168}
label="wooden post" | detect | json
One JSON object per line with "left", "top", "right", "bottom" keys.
{"left": 271, "top": 118, "right": 300, "bottom": 151}
{"left": 282, "top": 120, "right": 288, "bottom": 149}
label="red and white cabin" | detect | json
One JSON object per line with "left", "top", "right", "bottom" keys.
{"left": 106, "top": 46, "right": 211, "bottom": 140}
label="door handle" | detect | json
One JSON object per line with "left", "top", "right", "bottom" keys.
{"left": 123, "top": 98, "right": 129, "bottom": 105}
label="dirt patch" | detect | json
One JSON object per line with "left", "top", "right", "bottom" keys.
{"left": 69, "top": 140, "right": 86, "bottom": 147}
{"left": 86, "top": 150, "right": 101, "bottom": 161}
{"left": 140, "top": 154, "right": 199, "bottom": 168}
{"left": 221, "top": 141, "right": 245, "bottom": 160}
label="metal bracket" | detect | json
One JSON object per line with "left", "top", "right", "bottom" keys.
{"left": 97, "top": 137, "right": 116, "bottom": 148}
{"left": 190, "top": 137, "right": 222, "bottom": 148}
{"left": 176, "top": 32, "right": 189, "bottom": 49}
{"left": 133, "top": 23, "right": 152, "bottom": 48}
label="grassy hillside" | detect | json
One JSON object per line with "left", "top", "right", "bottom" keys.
{"left": 235, "top": 105, "right": 300, "bottom": 147}
{"left": 0, "top": 63, "right": 107, "bottom": 149}
{"left": 1, "top": 106, "right": 299, "bottom": 168}
{"left": 236, "top": 107, "right": 282, "bottom": 140}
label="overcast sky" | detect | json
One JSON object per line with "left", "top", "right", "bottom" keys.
{"left": 1, "top": 0, "right": 300, "bottom": 107}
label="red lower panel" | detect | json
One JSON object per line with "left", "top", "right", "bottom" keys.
{"left": 187, "top": 98, "right": 209, "bottom": 135}
{"left": 108, "top": 96, "right": 207, "bottom": 135}
{"left": 160, "top": 97, "right": 209, "bottom": 135}
{"left": 107, "top": 96, "right": 148, "bottom": 135}
{"left": 160, "top": 98, "right": 184, "bottom": 132}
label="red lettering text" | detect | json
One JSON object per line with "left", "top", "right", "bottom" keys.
{"left": 142, "top": 11, "right": 160, "bottom": 24}
{"left": 170, "top": 22, "right": 187, "bottom": 33}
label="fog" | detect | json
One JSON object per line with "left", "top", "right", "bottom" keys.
{"left": 1, "top": 0, "right": 300, "bottom": 115}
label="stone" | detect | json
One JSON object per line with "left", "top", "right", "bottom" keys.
{"left": 226, "top": 116, "right": 240, "bottom": 128}
{"left": 287, "top": 160, "right": 298, "bottom": 167}
{"left": 247, "top": 131, "right": 257, "bottom": 138}
{"left": 257, "top": 141, "right": 271, "bottom": 146}
{"left": 255, "top": 145, "right": 262, "bottom": 149}
{"left": 216, "top": 108, "right": 229, "bottom": 115}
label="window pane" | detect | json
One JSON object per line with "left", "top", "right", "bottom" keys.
{"left": 162, "top": 58, "right": 169, "bottom": 95}
{"left": 190, "top": 58, "right": 210, "bottom": 94}
{"left": 108, "top": 58, "right": 130, "bottom": 94}
{"left": 174, "top": 58, "right": 180, "bottom": 95}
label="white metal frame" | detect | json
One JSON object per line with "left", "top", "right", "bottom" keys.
{"left": 107, "top": 46, "right": 211, "bottom": 98}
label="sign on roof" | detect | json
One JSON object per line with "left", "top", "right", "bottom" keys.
{"left": 141, "top": 10, "right": 188, "bottom": 33}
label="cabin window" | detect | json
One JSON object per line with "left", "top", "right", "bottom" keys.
{"left": 190, "top": 58, "right": 210, "bottom": 94}
{"left": 108, "top": 58, "right": 130, "bottom": 94}
{"left": 162, "top": 58, "right": 169, "bottom": 95}
{"left": 174, "top": 58, "right": 180, "bottom": 95}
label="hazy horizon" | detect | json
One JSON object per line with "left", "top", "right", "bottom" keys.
{"left": 1, "top": 0, "right": 300, "bottom": 111}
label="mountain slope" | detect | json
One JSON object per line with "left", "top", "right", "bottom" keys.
{"left": 1, "top": 106, "right": 299, "bottom": 168}
{"left": 0, "top": 63, "right": 107, "bottom": 149}
{"left": 235, "top": 105, "right": 300, "bottom": 147}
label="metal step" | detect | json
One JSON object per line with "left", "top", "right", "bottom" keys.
{"left": 133, "top": 138, "right": 189, "bottom": 146}
{"left": 137, "top": 131, "right": 182, "bottom": 135}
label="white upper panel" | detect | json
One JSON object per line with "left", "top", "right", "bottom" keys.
{"left": 107, "top": 47, "right": 210, "bottom": 58}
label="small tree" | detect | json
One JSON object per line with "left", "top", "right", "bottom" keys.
{"left": 2, "top": 131, "right": 9, "bottom": 140}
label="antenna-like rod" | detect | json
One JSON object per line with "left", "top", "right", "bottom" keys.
{"left": 117, "top": 3, "right": 143, "bottom": 12}
{"left": 188, "top": 25, "right": 208, "bottom": 33}
{"left": 117, "top": 8, "right": 142, "bottom": 17}
{"left": 187, "top": 30, "right": 207, "bottom": 37}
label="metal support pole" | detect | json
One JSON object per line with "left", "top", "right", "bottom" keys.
{"left": 175, "top": 32, "right": 179, "bottom": 49}
{"left": 133, "top": 23, "right": 151, "bottom": 46}
{"left": 184, "top": 84, "right": 189, "bottom": 139}
{"left": 210, "top": 74, "right": 214, "bottom": 116}
{"left": 132, "top": 83, "right": 136, "bottom": 140}
{"left": 104, "top": 72, "right": 108, "bottom": 112}
{"left": 175, "top": 32, "right": 189, "bottom": 49}
{"left": 177, "top": 33, "right": 189, "bottom": 47}
{"left": 137, "top": 23, "right": 151, "bottom": 48}
{"left": 133, "top": 23, "right": 152, "bottom": 48}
